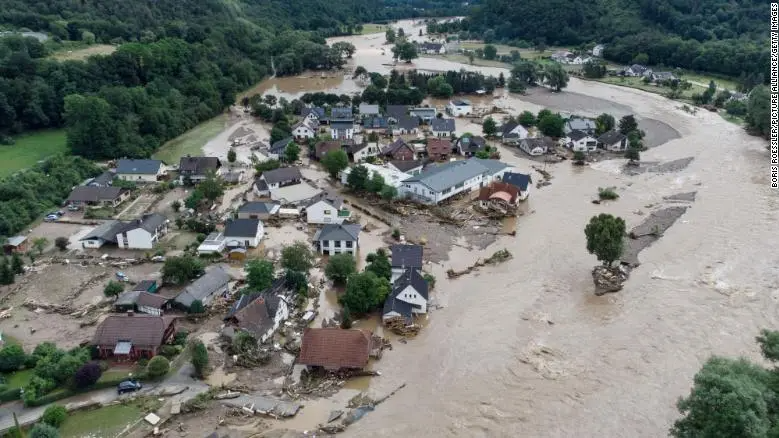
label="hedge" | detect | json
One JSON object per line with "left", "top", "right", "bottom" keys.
{"left": 0, "top": 387, "right": 21, "bottom": 402}
{"left": 24, "top": 372, "right": 148, "bottom": 407}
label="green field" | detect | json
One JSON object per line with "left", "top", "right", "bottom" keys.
{"left": 360, "top": 23, "right": 388, "bottom": 35}
{"left": 439, "top": 54, "right": 510, "bottom": 69}
{"left": 4, "top": 369, "right": 33, "bottom": 389}
{"left": 60, "top": 404, "right": 142, "bottom": 438}
{"left": 593, "top": 76, "right": 705, "bottom": 101}
{"left": 0, "top": 130, "right": 68, "bottom": 178}
{"left": 152, "top": 115, "right": 227, "bottom": 164}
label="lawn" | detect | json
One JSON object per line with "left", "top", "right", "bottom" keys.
{"left": 5, "top": 369, "right": 33, "bottom": 389}
{"left": 676, "top": 71, "right": 739, "bottom": 91}
{"left": 59, "top": 404, "right": 142, "bottom": 438}
{"left": 97, "top": 368, "right": 136, "bottom": 384}
{"left": 360, "top": 23, "right": 388, "bottom": 35}
{"left": 49, "top": 44, "right": 117, "bottom": 61}
{"left": 594, "top": 75, "right": 705, "bottom": 101}
{"left": 152, "top": 115, "right": 227, "bottom": 164}
{"left": 459, "top": 41, "right": 557, "bottom": 60}
{"left": 0, "top": 130, "right": 68, "bottom": 178}
{"left": 439, "top": 54, "right": 509, "bottom": 69}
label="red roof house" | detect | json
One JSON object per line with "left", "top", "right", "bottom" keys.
{"left": 92, "top": 313, "right": 177, "bottom": 361}
{"left": 426, "top": 138, "right": 452, "bottom": 161}
{"left": 298, "top": 328, "right": 373, "bottom": 371}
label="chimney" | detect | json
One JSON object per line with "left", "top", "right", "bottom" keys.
{"left": 127, "top": 310, "right": 134, "bottom": 316}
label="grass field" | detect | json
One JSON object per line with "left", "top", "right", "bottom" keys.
{"left": 459, "top": 41, "right": 556, "bottom": 60}
{"left": 152, "top": 115, "right": 227, "bottom": 164}
{"left": 676, "top": 71, "right": 739, "bottom": 91}
{"left": 5, "top": 369, "right": 33, "bottom": 389}
{"left": 59, "top": 404, "right": 142, "bottom": 438}
{"left": 593, "top": 76, "right": 705, "bottom": 101}
{"left": 50, "top": 44, "right": 116, "bottom": 61}
{"left": 360, "top": 23, "right": 388, "bottom": 35}
{"left": 439, "top": 54, "right": 510, "bottom": 68}
{"left": 0, "top": 130, "right": 68, "bottom": 178}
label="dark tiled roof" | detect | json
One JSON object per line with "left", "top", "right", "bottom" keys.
{"left": 391, "top": 268, "right": 429, "bottom": 300}
{"left": 132, "top": 280, "right": 157, "bottom": 292}
{"left": 179, "top": 156, "right": 220, "bottom": 175}
{"left": 80, "top": 220, "right": 125, "bottom": 243}
{"left": 226, "top": 278, "right": 286, "bottom": 318}
{"left": 567, "top": 129, "right": 591, "bottom": 141}
{"left": 330, "top": 107, "right": 353, "bottom": 120}
{"left": 68, "top": 186, "right": 124, "bottom": 203}
{"left": 431, "top": 118, "right": 455, "bottom": 132}
{"left": 89, "top": 171, "right": 115, "bottom": 187}
{"left": 597, "top": 130, "right": 627, "bottom": 144}
{"left": 298, "top": 328, "right": 373, "bottom": 369}
{"left": 359, "top": 103, "right": 380, "bottom": 115}
{"left": 396, "top": 115, "right": 420, "bottom": 131}
{"left": 224, "top": 218, "right": 261, "bottom": 238}
{"left": 174, "top": 265, "right": 231, "bottom": 307}
{"left": 382, "top": 296, "right": 413, "bottom": 322}
{"left": 389, "top": 160, "right": 423, "bottom": 172}
{"left": 502, "top": 172, "right": 532, "bottom": 191}
{"left": 363, "top": 117, "right": 389, "bottom": 129}
{"left": 330, "top": 121, "right": 354, "bottom": 131}
{"left": 313, "top": 223, "right": 361, "bottom": 242}
{"left": 270, "top": 137, "right": 293, "bottom": 154}
{"left": 426, "top": 138, "right": 452, "bottom": 156}
{"left": 254, "top": 178, "right": 269, "bottom": 191}
{"left": 116, "top": 159, "right": 162, "bottom": 175}
{"left": 390, "top": 244, "right": 423, "bottom": 269}
{"left": 501, "top": 122, "right": 519, "bottom": 136}
{"left": 92, "top": 314, "right": 176, "bottom": 348}
{"left": 456, "top": 135, "right": 486, "bottom": 153}
{"left": 382, "top": 139, "right": 413, "bottom": 156}
{"left": 386, "top": 105, "right": 408, "bottom": 120}
{"left": 238, "top": 202, "right": 280, "bottom": 214}
{"left": 136, "top": 292, "right": 169, "bottom": 308}
{"left": 261, "top": 167, "right": 302, "bottom": 185}
{"left": 302, "top": 107, "right": 325, "bottom": 119}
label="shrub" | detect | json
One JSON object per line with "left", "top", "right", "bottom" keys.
{"left": 173, "top": 331, "right": 189, "bottom": 346}
{"left": 392, "top": 228, "right": 401, "bottom": 240}
{"left": 42, "top": 404, "right": 68, "bottom": 427}
{"left": 423, "top": 273, "right": 436, "bottom": 289}
{"left": 54, "top": 237, "right": 69, "bottom": 251}
{"left": 191, "top": 340, "right": 209, "bottom": 378}
{"left": 159, "top": 345, "right": 179, "bottom": 359}
{"left": 103, "top": 280, "right": 124, "bottom": 298}
{"left": 189, "top": 300, "right": 206, "bottom": 314}
{"left": 0, "top": 344, "right": 27, "bottom": 372}
{"left": 73, "top": 362, "right": 102, "bottom": 388}
{"left": 598, "top": 187, "right": 619, "bottom": 200}
{"left": 146, "top": 356, "right": 170, "bottom": 378}
{"left": 30, "top": 423, "right": 60, "bottom": 438}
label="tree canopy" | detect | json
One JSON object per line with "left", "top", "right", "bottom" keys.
{"left": 325, "top": 253, "right": 356, "bottom": 285}
{"left": 246, "top": 259, "right": 274, "bottom": 292}
{"left": 584, "top": 214, "right": 626, "bottom": 267}
{"left": 338, "top": 271, "right": 391, "bottom": 314}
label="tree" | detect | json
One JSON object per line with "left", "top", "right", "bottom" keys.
{"left": 54, "top": 237, "right": 69, "bottom": 251}
{"left": 618, "top": 115, "right": 638, "bottom": 135}
{"left": 511, "top": 61, "right": 540, "bottom": 86}
{"left": 103, "top": 281, "right": 124, "bottom": 299}
{"left": 468, "top": 53, "right": 475, "bottom": 65}
{"left": 427, "top": 76, "right": 454, "bottom": 98}
{"left": 745, "top": 85, "right": 769, "bottom": 139}
{"left": 0, "top": 260, "right": 14, "bottom": 286}
{"left": 263, "top": 94, "right": 277, "bottom": 107}
{"left": 162, "top": 255, "right": 205, "bottom": 284}
{"left": 584, "top": 214, "right": 626, "bottom": 267}
{"left": 146, "top": 356, "right": 170, "bottom": 378}
{"left": 321, "top": 150, "right": 349, "bottom": 178}
{"left": 582, "top": 61, "right": 607, "bottom": 78}
{"left": 189, "top": 299, "right": 205, "bottom": 314}
{"left": 191, "top": 340, "right": 209, "bottom": 378}
{"left": 0, "top": 344, "right": 26, "bottom": 372}
{"left": 543, "top": 63, "right": 569, "bottom": 91}
{"left": 397, "top": 28, "right": 405, "bottom": 39}
{"left": 30, "top": 423, "right": 59, "bottom": 438}
{"left": 325, "top": 254, "right": 356, "bottom": 285}
{"left": 332, "top": 41, "right": 356, "bottom": 58}
{"left": 625, "top": 145, "right": 641, "bottom": 164}
{"left": 483, "top": 44, "right": 497, "bottom": 60}
{"left": 11, "top": 253, "right": 24, "bottom": 275}
{"left": 367, "top": 172, "right": 386, "bottom": 194}
{"left": 284, "top": 142, "right": 301, "bottom": 163}
{"left": 482, "top": 117, "right": 497, "bottom": 137}
{"left": 380, "top": 185, "right": 398, "bottom": 201}
{"left": 365, "top": 249, "right": 391, "bottom": 280}
{"left": 517, "top": 111, "right": 536, "bottom": 127}
{"left": 392, "top": 41, "right": 418, "bottom": 63}
{"left": 227, "top": 149, "right": 237, "bottom": 163}
{"left": 573, "top": 150, "right": 586, "bottom": 165}
{"left": 281, "top": 241, "right": 315, "bottom": 273}
{"left": 632, "top": 53, "right": 649, "bottom": 65}
{"left": 385, "top": 28, "right": 396, "bottom": 44}
{"left": 338, "top": 271, "right": 391, "bottom": 314}
{"left": 353, "top": 66, "right": 368, "bottom": 78}
{"left": 595, "top": 113, "right": 616, "bottom": 135}
{"left": 537, "top": 112, "right": 565, "bottom": 137}
{"left": 172, "top": 200, "right": 182, "bottom": 213}
{"left": 347, "top": 165, "right": 370, "bottom": 191}
{"left": 32, "top": 238, "right": 48, "bottom": 255}
{"left": 198, "top": 173, "right": 224, "bottom": 202}
{"left": 73, "top": 362, "right": 102, "bottom": 388}
{"left": 270, "top": 126, "right": 289, "bottom": 144}
{"left": 247, "top": 259, "right": 274, "bottom": 291}
{"left": 42, "top": 405, "right": 67, "bottom": 427}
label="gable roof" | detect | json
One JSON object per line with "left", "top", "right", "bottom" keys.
{"left": 80, "top": 220, "right": 125, "bottom": 243}
{"left": 261, "top": 167, "right": 302, "bottom": 185}
{"left": 92, "top": 314, "right": 176, "bottom": 347}
{"left": 426, "top": 138, "right": 452, "bottom": 156}
{"left": 566, "top": 117, "right": 596, "bottom": 132}
{"left": 363, "top": 117, "right": 389, "bottom": 129}
{"left": 396, "top": 115, "right": 420, "bottom": 131}
{"left": 126, "top": 213, "right": 167, "bottom": 234}
{"left": 358, "top": 103, "right": 380, "bottom": 115}
{"left": 68, "top": 186, "right": 125, "bottom": 203}
{"left": 116, "top": 159, "right": 162, "bottom": 175}
{"left": 630, "top": 64, "right": 648, "bottom": 74}
{"left": 456, "top": 135, "right": 486, "bottom": 153}
{"left": 391, "top": 268, "right": 429, "bottom": 300}
{"left": 521, "top": 137, "right": 556, "bottom": 150}
{"left": 292, "top": 120, "right": 317, "bottom": 132}
{"left": 270, "top": 137, "right": 293, "bottom": 154}
{"left": 567, "top": 129, "right": 592, "bottom": 141}
{"left": 298, "top": 328, "right": 373, "bottom": 369}
{"left": 450, "top": 99, "right": 471, "bottom": 107}
{"left": 386, "top": 105, "right": 408, "bottom": 120}
{"left": 597, "top": 130, "right": 627, "bottom": 145}
{"left": 179, "top": 156, "right": 220, "bottom": 175}
{"left": 238, "top": 202, "right": 280, "bottom": 215}
{"left": 302, "top": 107, "right": 325, "bottom": 119}
{"left": 501, "top": 122, "right": 528, "bottom": 137}
{"left": 382, "top": 295, "right": 414, "bottom": 322}
{"left": 390, "top": 244, "right": 423, "bottom": 269}
{"left": 501, "top": 172, "right": 532, "bottom": 192}
{"left": 410, "top": 107, "right": 436, "bottom": 116}
{"left": 330, "top": 120, "right": 354, "bottom": 130}
{"left": 382, "top": 139, "right": 413, "bottom": 156}
{"left": 309, "top": 191, "right": 344, "bottom": 210}
{"left": 403, "top": 158, "right": 510, "bottom": 193}
{"left": 431, "top": 118, "right": 455, "bottom": 132}
{"left": 224, "top": 218, "right": 261, "bottom": 238}
{"left": 478, "top": 181, "right": 520, "bottom": 204}
{"left": 313, "top": 223, "right": 361, "bottom": 242}
{"left": 389, "top": 159, "right": 423, "bottom": 172}
{"left": 330, "top": 107, "right": 353, "bottom": 120}
{"left": 315, "top": 141, "right": 344, "bottom": 159}
{"left": 174, "top": 265, "right": 231, "bottom": 307}
{"left": 88, "top": 171, "right": 115, "bottom": 187}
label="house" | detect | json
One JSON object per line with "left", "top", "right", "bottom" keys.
{"left": 409, "top": 107, "right": 437, "bottom": 123}
{"left": 446, "top": 100, "right": 472, "bottom": 117}
{"left": 178, "top": 156, "right": 221, "bottom": 183}
{"left": 399, "top": 158, "right": 512, "bottom": 204}
{"left": 330, "top": 107, "right": 354, "bottom": 121}
{"left": 501, "top": 172, "right": 533, "bottom": 201}
{"left": 455, "top": 135, "right": 487, "bottom": 156}
{"left": 116, "top": 159, "right": 164, "bottom": 183}
{"left": 237, "top": 202, "right": 280, "bottom": 220}
{"left": 292, "top": 119, "right": 318, "bottom": 140}
{"left": 269, "top": 137, "right": 293, "bottom": 159}
{"left": 305, "top": 193, "right": 351, "bottom": 225}
{"left": 114, "top": 290, "right": 170, "bottom": 316}
{"left": 362, "top": 117, "right": 389, "bottom": 133}
{"left": 550, "top": 51, "right": 573, "bottom": 63}
{"left": 393, "top": 116, "right": 420, "bottom": 135}
{"left": 330, "top": 121, "right": 355, "bottom": 140}
{"left": 315, "top": 140, "right": 345, "bottom": 160}
{"left": 3, "top": 236, "right": 27, "bottom": 255}
{"left": 565, "top": 130, "right": 598, "bottom": 152}
{"left": 81, "top": 214, "right": 168, "bottom": 250}
{"left": 651, "top": 71, "right": 678, "bottom": 83}
{"left": 387, "top": 159, "right": 424, "bottom": 176}
{"left": 381, "top": 139, "right": 417, "bottom": 161}
{"left": 419, "top": 42, "right": 446, "bottom": 55}
{"left": 197, "top": 232, "right": 226, "bottom": 255}
{"left": 341, "top": 163, "right": 408, "bottom": 189}
{"left": 302, "top": 107, "right": 326, "bottom": 125}
{"left": 298, "top": 328, "right": 374, "bottom": 371}
{"left": 386, "top": 105, "right": 408, "bottom": 123}
{"left": 431, "top": 118, "right": 456, "bottom": 137}
{"left": 313, "top": 223, "right": 361, "bottom": 255}
{"left": 623, "top": 64, "right": 652, "bottom": 77}
{"left": 67, "top": 186, "right": 129, "bottom": 208}
{"left": 426, "top": 138, "right": 452, "bottom": 161}
{"left": 477, "top": 181, "right": 521, "bottom": 215}
{"left": 348, "top": 142, "right": 381, "bottom": 162}
{"left": 566, "top": 54, "right": 591, "bottom": 65}
{"left": 592, "top": 44, "right": 605, "bottom": 57}
{"left": 173, "top": 265, "right": 232, "bottom": 310}
{"left": 258, "top": 167, "right": 302, "bottom": 192}
{"left": 383, "top": 269, "right": 429, "bottom": 325}
{"left": 564, "top": 117, "right": 597, "bottom": 135}
{"left": 223, "top": 279, "right": 289, "bottom": 343}
{"left": 222, "top": 170, "right": 245, "bottom": 184}
{"left": 358, "top": 103, "right": 380, "bottom": 118}
{"left": 597, "top": 131, "right": 628, "bottom": 152}
{"left": 390, "top": 244, "right": 423, "bottom": 283}
{"left": 500, "top": 122, "right": 529, "bottom": 145}
{"left": 223, "top": 218, "right": 264, "bottom": 248}
{"left": 519, "top": 137, "right": 555, "bottom": 156}
{"left": 87, "top": 171, "right": 115, "bottom": 187}
{"left": 92, "top": 313, "right": 176, "bottom": 360}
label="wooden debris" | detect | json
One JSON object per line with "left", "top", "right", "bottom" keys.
{"left": 384, "top": 316, "right": 421, "bottom": 337}
{"left": 447, "top": 249, "right": 513, "bottom": 279}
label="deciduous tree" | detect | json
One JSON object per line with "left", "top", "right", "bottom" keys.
{"left": 103, "top": 281, "right": 124, "bottom": 299}
{"left": 482, "top": 117, "right": 497, "bottom": 136}
{"left": 246, "top": 259, "right": 274, "bottom": 291}
{"left": 191, "top": 340, "right": 209, "bottom": 378}
{"left": 347, "top": 165, "right": 369, "bottom": 191}
{"left": 338, "top": 271, "right": 391, "bottom": 314}
{"left": 584, "top": 214, "right": 626, "bottom": 267}
{"left": 325, "top": 253, "right": 356, "bottom": 285}
{"left": 321, "top": 149, "right": 349, "bottom": 178}
{"left": 281, "top": 241, "right": 315, "bottom": 273}
{"left": 162, "top": 255, "right": 205, "bottom": 284}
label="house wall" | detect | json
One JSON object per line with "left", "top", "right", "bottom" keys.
{"left": 225, "top": 226, "right": 263, "bottom": 248}
{"left": 330, "top": 127, "right": 354, "bottom": 139}
{"left": 237, "top": 211, "right": 271, "bottom": 220}
{"left": 293, "top": 126, "right": 315, "bottom": 139}
{"left": 307, "top": 201, "right": 346, "bottom": 225}
{"left": 605, "top": 140, "right": 627, "bottom": 151}
{"left": 260, "top": 298, "right": 290, "bottom": 343}
{"left": 118, "top": 228, "right": 154, "bottom": 249}
{"left": 568, "top": 137, "right": 598, "bottom": 152}
{"left": 82, "top": 238, "right": 106, "bottom": 249}
{"left": 446, "top": 104, "right": 472, "bottom": 117}
{"left": 395, "top": 284, "right": 427, "bottom": 313}
{"left": 433, "top": 130, "right": 453, "bottom": 138}
{"left": 318, "top": 239, "right": 358, "bottom": 255}
{"left": 353, "top": 144, "right": 379, "bottom": 162}
{"left": 520, "top": 141, "right": 546, "bottom": 156}
{"left": 390, "top": 147, "right": 415, "bottom": 161}
{"left": 137, "top": 305, "right": 163, "bottom": 316}
{"left": 117, "top": 173, "right": 159, "bottom": 183}
{"left": 400, "top": 173, "right": 483, "bottom": 205}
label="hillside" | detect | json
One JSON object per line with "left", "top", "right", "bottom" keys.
{"left": 463, "top": 0, "right": 766, "bottom": 83}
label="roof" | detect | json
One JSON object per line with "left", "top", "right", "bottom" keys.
{"left": 116, "top": 159, "right": 162, "bottom": 175}
{"left": 302, "top": 107, "right": 325, "bottom": 119}
{"left": 179, "top": 156, "right": 220, "bottom": 175}
{"left": 431, "top": 118, "right": 455, "bottom": 132}
{"left": 421, "top": 42, "right": 443, "bottom": 50}
{"left": 382, "top": 139, "right": 413, "bottom": 156}
{"left": 92, "top": 314, "right": 176, "bottom": 347}
{"left": 456, "top": 135, "right": 486, "bottom": 153}
{"left": 226, "top": 278, "right": 286, "bottom": 319}
{"left": 129, "top": 213, "right": 167, "bottom": 234}
{"left": 330, "top": 107, "right": 353, "bottom": 120}
{"left": 653, "top": 71, "right": 676, "bottom": 79}
{"left": 389, "top": 160, "right": 423, "bottom": 172}
{"left": 174, "top": 265, "right": 232, "bottom": 307}
{"left": 80, "top": 220, "right": 124, "bottom": 243}
{"left": 478, "top": 181, "right": 520, "bottom": 204}
{"left": 359, "top": 103, "right": 380, "bottom": 115}
{"left": 522, "top": 137, "right": 556, "bottom": 150}
{"left": 116, "top": 290, "right": 168, "bottom": 308}
{"left": 132, "top": 280, "right": 157, "bottom": 292}
{"left": 410, "top": 107, "right": 436, "bottom": 115}
{"left": 254, "top": 178, "right": 268, "bottom": 192}
{"left": 363, "top": 117, "right": 389, "bottom": 129}
{"left": 382, "top": 295, "right": 414, "bottom": 322}
{"left": 386, "top": 105, "right": 408, "bottom": 120}
{"left": 68, "top": 186, "right": 125, "bottom": 203}
{"left": 501, "top": 172, "right": 532, "bottom": 191}
{"left": 426, "top": 138, "right": 452, "bottom": 156}
{"left": 630, "top": 64, "right": 648, "bottom": 73}
{"left": 567, "top": 129, "right": 592, "bottom": 141}
{"left": 298, "top": 328, "right": 373, "bottom": 369}
{"left": 238, "top": 202, "right": 280, "bottom": 215}
{"left": 403, "top": 158, "right": 511, "bottom": 193}
{"left": 228, "top": 294, "right": 275, "bottom": 338}
{"left": 501, "top": 122, "right": 521, "bottom": 136}
{"left": 6, "top": 236, "right": 26, "bottom": 247}
{"left": 224, "top": 218, "right": 261, "bottom": 238}
{"left": 89, "top": 171, "right": 115, "bottom": 186}
{"left": 391, "top": 268, "right": 429, "bottom": 301}
{"left": 396, "top": 115, "right": 420, "bottom": 131}
{"left": 597, "top": 130, "right": 627, "bottom": 145}
{"left": 330, "top": 121, "right": 354, "bottom": 130}
{"left": 390, "top": 244, "right": 423, "bottom": 269}
{"left": 270, "top": 137, "right": 293, "bottom": 154}
{"left": 567, "top": 117, "right": 596, "bottom": 132}
{"left": 292, "top": 120, "right": 317, "bottom": 132}
{"left": 308, "top": 191, "right": 344, "bottom": 210}
{"left": 450, "top": 99, "right": 471, "bottom": 106}
{"left": 315, "top": 141, "right": 343, "bottom": 159}
{"left": 261, "top": 167, "right": 302, "bottom": 185}
{"left": 313, "top": 223, "right": 361, "bottom": 242}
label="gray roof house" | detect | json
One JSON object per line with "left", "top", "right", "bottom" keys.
{"left": 597, "top": 130, "right": 628, "bottom": 151}
{"left": 399, "top": 158, "right": 511, "bottom": 204}
{"left": 390, "top": 243, "right": 423, "bottom": 283}
{"left": 382, "top": 268, "right": 429, "bottom": 324}
{"left": 87, "top": 171, "right": 115, "bottom": 187}
{"left": 330, "top": 107, "right": 354, "bottom": 121}
{"left": 237, "top": 202, "right": 280, "bottom": 220}
{"left": 386, "top": 105, "right": 408, "bottom": 122}
{"left": 313, "top": 224, "right": 362, "bottom": 255}
{"left": 260, "top": 167, "right": 303, "bottom": 187}
{"left": 79, "top": 213, "right": 168, "bottom": 249}
{"left": 409, "top": 107, "right": 437, "bottom": 122}
{"left": 116, "top": 159, "right": 164, "bottom": 182}
{"left": 270, "top": 137, "right": 294, "bottom": 156}
{"left": 178, "top": 156, "right": 221, "bottom": 181}
{"left": 395, "top": 116, "right": 420, "bottom": 134}
{"left": 431, "top": 118, "right": 456, "bottom": 137}
{"left": 67, "top": 186, "right": 127, "bottom": 207}
{"left": 564, "top": 117, "right": 597, "bottom": 134}
{"left": 455, "top": 135, "right": 486, "bottom": 156}
{"left": 358, "top": 103, "right": 380, "bottom": 117}
{"left": 174, "top": 265, "right": 232, "bottom": 309}
{"left": 223, "top": 218, "right": 264, "bottom": 248}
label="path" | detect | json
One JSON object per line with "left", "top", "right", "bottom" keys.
{"left": 117, "top": 193, "right": 156, "bottom": 220}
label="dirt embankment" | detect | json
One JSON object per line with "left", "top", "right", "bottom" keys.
{"left": 621, "top": 201, "right": 693, "bottom": 268}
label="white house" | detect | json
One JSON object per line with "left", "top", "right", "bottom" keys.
{"left": 623, "top": 64, "right": 652, "bottom": 78}
{"left": 501, "top": 172, "right": 533, "bottom": 201}
{"left": 500, "top": 122, "right": 529, "bottom": 145}
{"left": 116, "top": 214, "right": 168, "bottom": 249}
{"left": 292, "top": 120, "right": 318, "bottom": 140}
{"left": 446, "top": 99, "right": 472, "bottom": 117}
{"left": 330, "top": 121, "right": 355, "bottom": 140}
{"left": 174, "top": 265, "right": 232, "bottom": 310}
{"left": 564, "top": 117, "right": 597, "bottom": 135}
{"left": 313, "top": 223, "right": 361, "bottom": 255}
{"left": 565, "top": 130, "right": 599, "bottom": 152}
{"left": 597, "top": 131, "right": 628, "bottom": 151}
{"left": 382, "top": 268, "right": 429, "bottom": 324}
{"left": 302, "top": 107, "right": 325, "bottom": 125}
{"left": 223, "top": 218, "right": 264, "bottom": 248}
{"left": 431, "top": 118, "right": 455, "bottom": 137}
{"left": 409, "top": 107, "right": 437, "bottom": 123}
{"left": 349, "top": 142, "right": 381, "bottom": 162}
{"left": 224, "top": 279, "right": 290, "bottom": 343}
{"left": 519, "top": 137, "right": 555, "bottom": 156}
{"left": 390, "top": 244, "right": 423, "bottom": 284}
{"left": 341, "top": 163, "right": 408, "bottom": 189}
{"left": 420, "top": 42, "right": 446, "bottom": 55}
{"left": 197, "top": 232, "right": 226, "bottom": 255}
{"left": 399, "top": 158, "right": 511, "bottom": 205}
{"left": 387, "top": 159, "right": 424, "bottom": 176}
{"left": 116, "top": 159, "right": 164, "bottom": 183}
{"left": 592, "top": 44, "right": 605, "bottom": 57}
{"left": 305, "top": 193, "right": 351, "bottom": 225}
{"left": 256, "top": 167, "right": 302, "bottom": 196}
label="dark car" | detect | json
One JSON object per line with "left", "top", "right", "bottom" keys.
{"left": 117, "top": 380, "right": 142, "bottom": 394}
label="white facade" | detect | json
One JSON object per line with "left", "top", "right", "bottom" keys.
{"left": 317, "top": 239, "right": 357, "bottom": 255}
{"left": 306, "top": 200, "right": 349, "bottom": 225}
{"left": 330, "top": 126, "right": 354, "bottom": 140}
{"left": 303, "top": 112, "right": 319, "bottom": 125}
{"left": 432, "top": 128, "right": 454, "bottom": 138}
{"left": 82, "top": 238, "right": 107, "bottom": 249}
{"left": 197, "top": 233, "right": 226, "bottom": 255}
{"left": 116, "top": 225, "right": 167, "bottom": 250}
{"left": 117, "top": 172, "right": 160, "bottom": 183}
{"left": 566, "top": 135, "right": 598, "bottom": 152}
{"left": 352, "top": 143, "right": 380, "bottom": 162}
{"left": 592, "top": 44, "right": 605, "bottom": 57}
{"left": 400, "top": 175, "right": 480, "bottom": 205}
{"left": 260, "top": 297, "right": 290, "bottom": 343}
{"left": 393, "top": 284, "right": 427, "bottom": 314}
{"left": 137, "top": 304, "right": 163, "bottom": 316}
{"left": 340, "top": 163, "right": 408, "bottom": 189}
{"left": 604, "top": 139, "right": 627, "bottom": 152}
{"left": 224, "top": 223, "right": 265, "bottom": 248}
{"left": 520, "top": 140, "right": 548, "bottom": 156}
{"left": 446, "top": 101, "right": 472, "bottom": 117}
{"left": 293, "top": 123, "right": 316, "bottom": 140}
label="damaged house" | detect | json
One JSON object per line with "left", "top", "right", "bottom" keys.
{"left": 477, "top": 181, "right": 521, "bottom": 216}
{"left": 382, "top": 268, "right": 429, "bottom": 326}
{"left": 298, "top": 328, "right": 379, "bottom": 372}
{"left": 223, "top": 279, "right": 289, "bottom": 343}
{"left": 173, "top": 265, "right": 232, "bottom": 310}
{"left": 92, "top": 313, "right": 177, "bottom": 360}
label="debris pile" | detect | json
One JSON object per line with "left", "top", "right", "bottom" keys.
{"left": 384, "top": 316, "right": 420, "bottom": 337}
{"left": 591, "top": 265, "right": 629, "bottom": 295}
{"left": 446, "top": 249, "right": 513, "bottom": 278}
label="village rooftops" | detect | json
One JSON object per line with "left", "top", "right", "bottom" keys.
{"left": 390, "top": 244, "right": 423, "bottom": 269}
{"left": 597, "top": 130, "right": 627, "bottom": 144}
{"left": 431, "top": 118, "right": 455, "bottom": 132}
{"left": 115, "top": 290, "right": 169, "bottom": 308}
{"left": 386, "top": 105, "right": 408, "bottom": 120}
{"left": 567, "top": 129, "right": 591, "bottom": 141}
{"left": 389, "top": 159, "right": 423, "bottom": 173}
{"left": 178, "top": 156, "right": 220, "bottom": 175}
{"left": 501, "top": 172, "right": 533, "bottom": 192}
{"left": 298, "top": 328, "right": 373, "bottom": 370}
{"left": 270, "top": 137, "right": 293, "bottom": 154}
{"left": 402, "top": 158, "right": 511, "bottom": 193}
{"left": 238, "top": 202, "right": 280, "bottom": 215}
{"left": 397, "top": 115, "right": 420, "bottom": 131}
{"left": 330, "top": 107, "right": 353, "bottom": 120}
{"left": 116, "top": 159, "right": 163, "bottom": 175}
{"left": 363, "top": 117, "right": 389, "bottom": 129}
{"left": 566, "top": 117, "right": 596, "bottom": 132}
{"left": 313, "top": 223, "right": 361, "bottom": 242}
{"left": 223, "top": 218, "right": 262, "bottom": 237}
{"left": 92, "top": 314, "right": 177, "bottom": 349}
{"left": 261, "top": 167, "right": 302, "bottom": 185}
{"left": 67, "top": 186, "right": 125, "bottom": 203}
{"left": 358, "top": 103, "right": 380, "bottom": 116}
{"left": 302, "top": 107, "right": 326, "bottom": 119}
{"left": 174, "top": 265, "right": 232, "bottom": 308}
{"left": 427, "top": 138, "right": 452, "bottom": 156}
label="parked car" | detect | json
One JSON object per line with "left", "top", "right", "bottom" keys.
{"left": 117, "top": 380, "right": 142, "bottom": 394}
{"left": 44, "top": 214, "right": 59, "bottom": 222}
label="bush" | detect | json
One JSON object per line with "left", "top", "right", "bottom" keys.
{"left": 73, "top": 362, "right": 102, "bottom": 388}
{"left": 173, "top": 331, "right": 189, "bottom": 346}
{"left": 0, "top": 387, "right": 21, "bottom": 402}
{"left": 0, "top": 344, "right": 27, "bottom": 372}
{"left": 30, "top": 423, "right": 60, "bottom": 438}
{"left": 191, "top": 340, "right": 209, "bottom": 378}
{"left": 42, "top": 404, "right": 68, "bottom": 427}
{"left": 159, "top": 345, "right": 179, "bottom": 359}
{"left": 54, "top": 237, "right": 69, "bottom": 251}
{"left": 324, "top": 253, "right": 356, "bottom": 285}
{"left": 146, "top": 356, "right": 170, "bottom": 378}
{"left": 392, "top": 228, "right": 401, "bottom": 240}
{"left": 189, "top": 300, "right": 206, "bottom": 314}
{"left": 598, "top": 187, "right": 619, "bottom": 200}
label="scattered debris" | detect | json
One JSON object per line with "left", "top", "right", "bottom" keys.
{"left": 327, "top": 410, "right": 344, "bottom": 423}
{"left": 447, "top": 249, "right": 513, "bottom": 278}
{"left": 592, "top": 265, "right": 629, "bottom": 295}
{"left": 220, "top": 394, "right": 302, "bottom": 418}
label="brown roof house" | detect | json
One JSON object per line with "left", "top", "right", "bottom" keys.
{"left": 92, "top": 313, "right": 177, "bottom": 361}
{"left": 223, "top": 279, "right": 289, "bottom": 343}
{"left": 381, "top": 139, "right": 416, "bottom": 161}
{"left": 426, "top": 138, "right": 452, "bottom": 161}
{"left": 298, "top": 328, "right": 376, "bottom": 371}
{"left": 477, "top": 181, "right": 520, "bottom": 216}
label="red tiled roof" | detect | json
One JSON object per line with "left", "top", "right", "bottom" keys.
{"left": 92, "top": 314, "right": 176, "bottom": 348}
{"left": 477, "top": 181, "right": 519, "bottom": 203}
{"left": 298, "top": 328, "right": 373, "bottom": 370}
{"left": 315, "top": 141, "right": 343, "bottom": 159}
{"left": 426, "top": 138, "right": 452, "bottom": 156}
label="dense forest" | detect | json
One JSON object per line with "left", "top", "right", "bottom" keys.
{"left": 457, "top": 0, "right": 767, "bottom": 82}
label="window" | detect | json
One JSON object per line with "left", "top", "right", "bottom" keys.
{"left": 334, "top": 241, "right": 342, "bottom": 248}
{"left": 345, "top": 241, "right": 353, "bottom": 248}
{"left": 455, "top": 182, "right": 464, "bottom": 189}
{"left": 322, "top": 241, "right": 330, "bottom": 247}
{"left": 324, "top": 209, "right": 331, "bottom": 215}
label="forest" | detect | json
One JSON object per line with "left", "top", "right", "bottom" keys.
{"left": 450, "top": 0, "right": 767, "bottom": 82}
